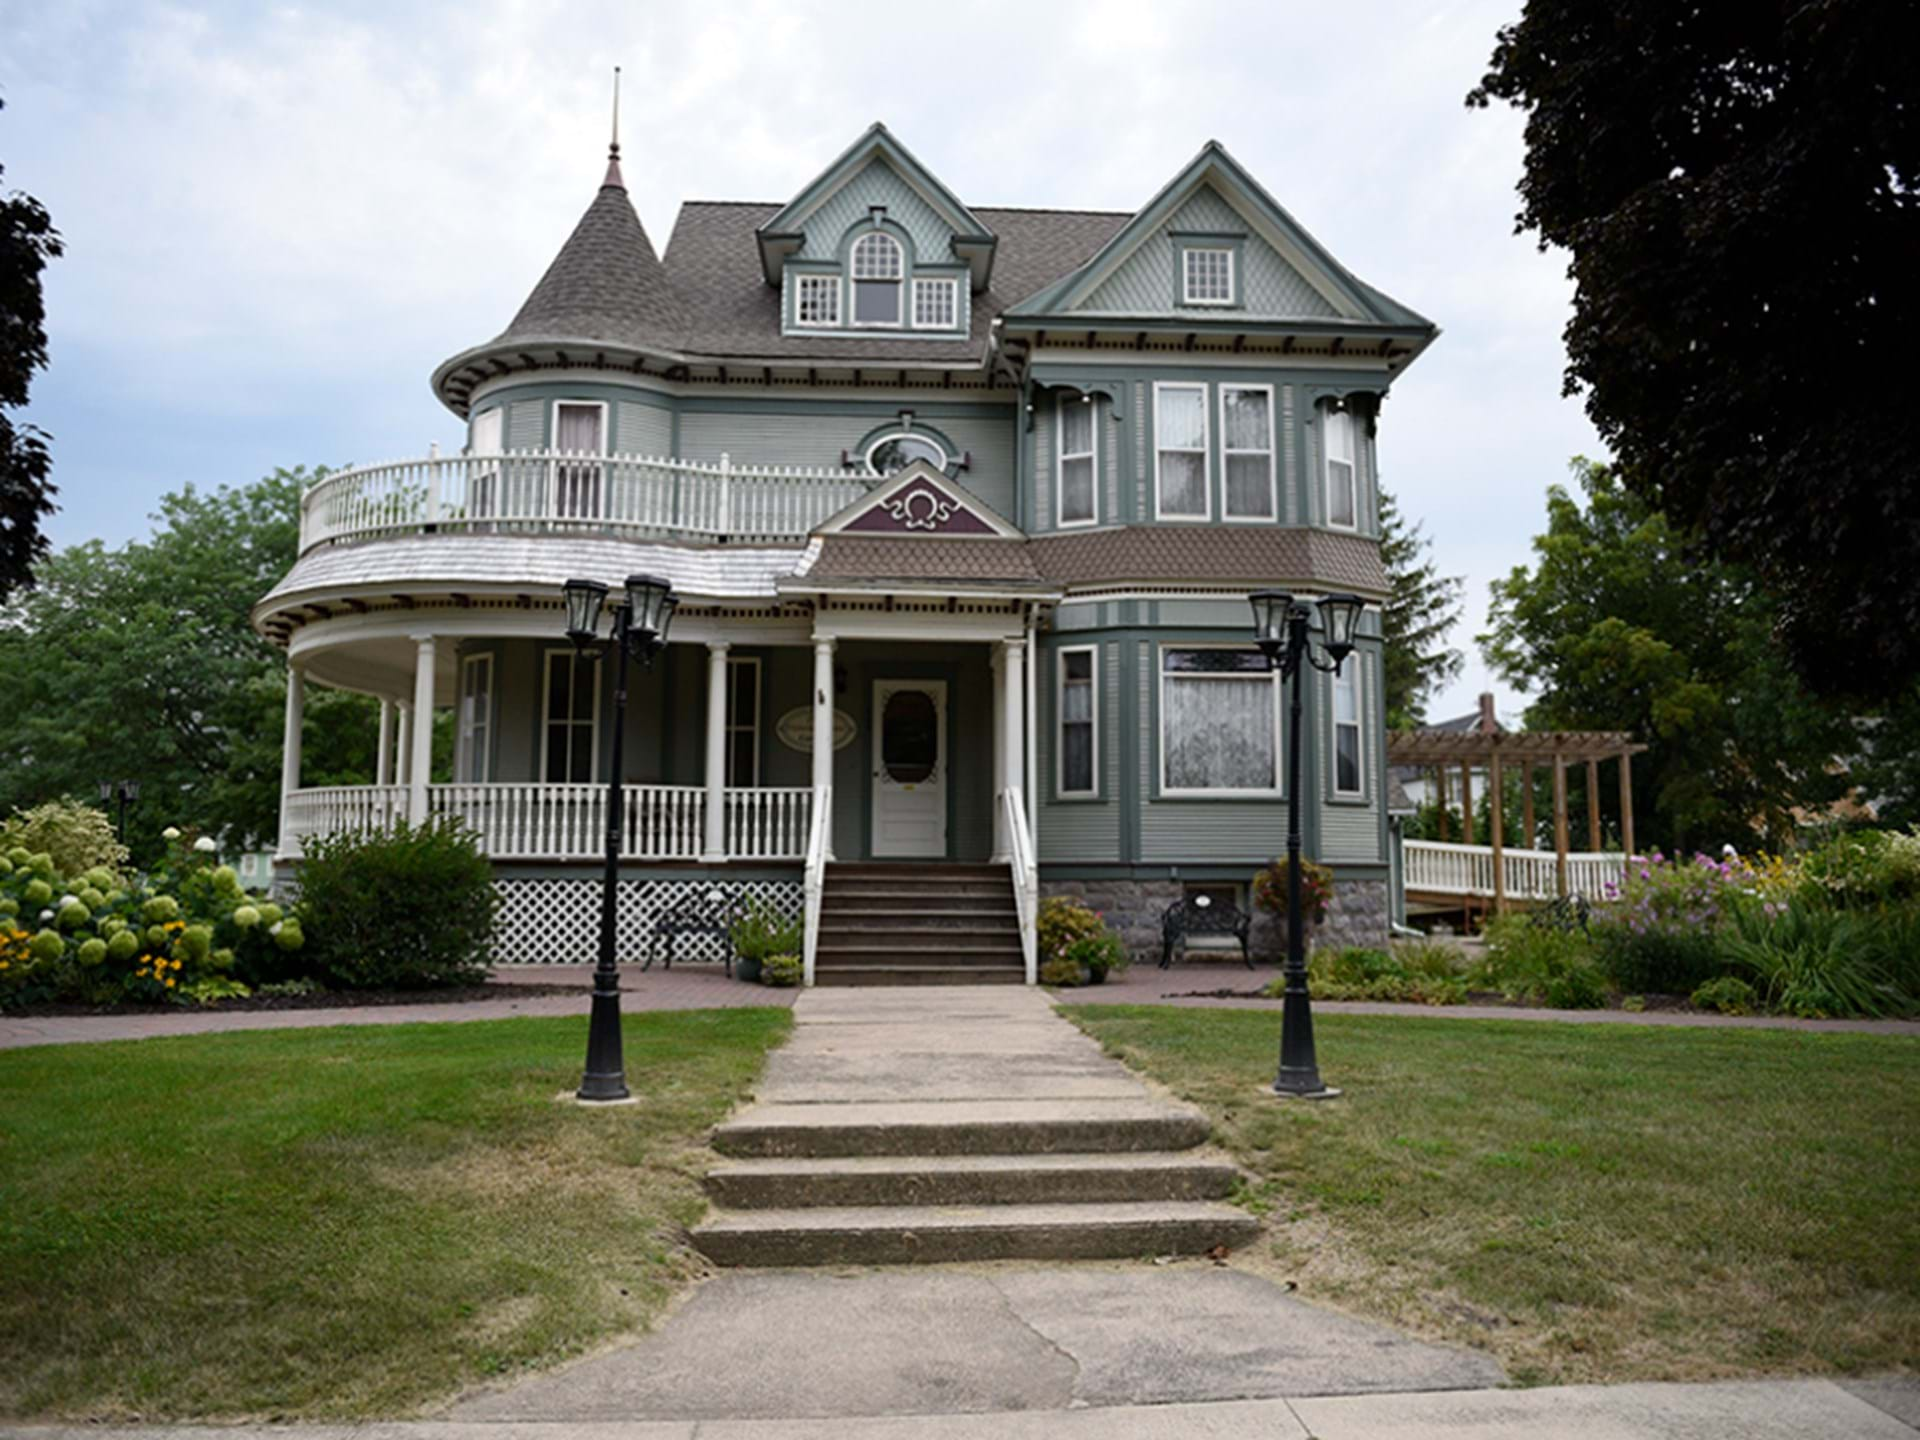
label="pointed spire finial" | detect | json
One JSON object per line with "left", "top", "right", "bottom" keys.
{"left": 602, "top": 65, "right": 625, "bottom": 189}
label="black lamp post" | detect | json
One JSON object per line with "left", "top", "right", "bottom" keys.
{"left": 98, "top": 780, "right": 140, "bottom": 845}
{"left": 562, "top": 573, "right": 679, "bottom": 1104}
{"left": 1250, "top": 589, "right": 1365, "bottom": 1100}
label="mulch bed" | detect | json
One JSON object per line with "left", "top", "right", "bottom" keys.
{"left": 4, "top": 982, "right": 583, "bottom": 1018}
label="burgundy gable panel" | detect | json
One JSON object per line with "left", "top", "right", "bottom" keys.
{"left": 842, "top": 476, "right": 996, "bottom": 535}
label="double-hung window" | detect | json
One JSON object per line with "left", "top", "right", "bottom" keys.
{"left": 1058, "top": 647, "right": 1097, "bottom": 797}
{"left": 552, "top": 401, "right": 605, "bottom": 519}
{"left": 457, "top": 653, "right": 492, "bottom": 783}
{"left": 542, "top": 649, "right": 599, "bottom": 784}
{"left": 851, "top": 232, "right": 903, "bottom": 325}
{"left": 726, "top": 656, "right": 760, "bottom": 786}
{"left": 1057, "top": 396, "right": 1097, "bottom": 527}
{"left": 1154, "top": 383, "right": 1209, "bottom": 519}
{"left": 1331, "top": 659, "right": 1363, "bottom": 797}
{"left": 1160, "top": 647, "right": 1280, "bottom": 796}
{"left": 796, "top": 273, "right": 840, "bottom": 326}
{"left": 1220, "top": 384, "right": 1275, "bottom": 520}
{"left": 468, "top": 407, "right": 503, "bottom": 518}
{"left": 1182, "top": 246, "right": 1234, "bottom": 305}
{"left": 912, "top": 277, "right": 957, "bottom": 329}
{"left": 1324, "top": 407, "right": 1359, "bottom": 529}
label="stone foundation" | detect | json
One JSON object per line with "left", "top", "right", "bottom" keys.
{"left": 1041, "top": 875, "right": 1391, "bottom": 964}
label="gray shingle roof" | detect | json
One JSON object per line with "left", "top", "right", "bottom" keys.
{"left": 1027, "top": 526, "right": 1387, "bottom": 594}
{"left": 658, "top": 203, "right": 1129, "bottom": 364}
{"left": 490, "top": 168, "right": 686, "bottom": 353}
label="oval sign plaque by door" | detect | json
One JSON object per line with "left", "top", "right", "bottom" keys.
{"left": 775, "top": 705, "right": 857, "bottom": 754}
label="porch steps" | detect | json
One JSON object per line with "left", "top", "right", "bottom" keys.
{"left": 814, "top": 861, "right": 1025, "bottom": 987}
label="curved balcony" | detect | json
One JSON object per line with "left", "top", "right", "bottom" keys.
{"left": 298, "top": 450, "right": 874, "bottom": 556}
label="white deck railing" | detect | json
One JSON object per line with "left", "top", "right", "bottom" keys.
{"left": 279, "top": 783, "right": 811, "bottom": 862}
{"left": 1405, "top": 839, "right": 1626, "bottom": 902}
{"left": 298, "top": 450, "right": 873, "bottom": 554}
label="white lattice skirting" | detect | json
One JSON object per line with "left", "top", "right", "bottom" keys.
{"left": 492, "top": 877, "right": 803, "bottom": 965}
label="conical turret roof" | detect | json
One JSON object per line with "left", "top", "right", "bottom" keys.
{"left": 489, "top": 158, "right": 684, "bottom": 352}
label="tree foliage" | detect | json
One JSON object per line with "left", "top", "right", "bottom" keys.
{"left": 1469, "top": 3, "right": 1920, "bottom": 702}
{"left": 0, "top": 467, "right": 383, "bottom": 859}
{"left": 1379, "top": 486, "right": 1463, "bottom": 730}
{"left": 1483, "top": 459, "right": 1853, "bottom": 852}
{"left": 0, "top": 96, "right": 63, "bottom": 601}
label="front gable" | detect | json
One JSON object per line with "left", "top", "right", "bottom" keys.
{"left": 814, "top": 461, "right": 1025, "bottom": 540}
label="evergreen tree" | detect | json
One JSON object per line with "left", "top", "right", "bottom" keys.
{"left": 1379, "top": 486, "right": 1463, "bottom": 730}
{"left": 0, "top": 97, "right": 63, "bottom": 600}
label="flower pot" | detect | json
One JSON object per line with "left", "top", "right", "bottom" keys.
{"left": 736, "top": 955, "right": 764, "bottom": 984}
{"left": 1085, "top": 966, "right": 1109, "bottom": 985}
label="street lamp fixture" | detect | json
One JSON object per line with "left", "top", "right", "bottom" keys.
{"left": 97, "top": 780, "right": 140, "bottom": 845}
{"left": 561, "top": 573, "right": 680, "bottom": 1104}
{"left": 1248, "top": 590, "right": 1367, "bottom": 1101}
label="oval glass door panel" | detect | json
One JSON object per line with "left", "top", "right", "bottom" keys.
{"left": 882, "top": 689, "right": 937, "bottom": 784}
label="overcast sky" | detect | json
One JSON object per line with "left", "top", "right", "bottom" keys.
{"left": 3, "top": 0, "right": 1603, "bottom": 725}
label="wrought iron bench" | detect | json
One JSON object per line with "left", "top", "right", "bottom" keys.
{"left": 643, "top": 889, "right": 741, "bottom": 976}
{"left": 1160, "top": 894, "right": 1254, "bottom": 970}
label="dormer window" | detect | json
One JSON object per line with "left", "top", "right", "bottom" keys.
{"left": 851, "top": 232, "right": 904, "bottom": 325}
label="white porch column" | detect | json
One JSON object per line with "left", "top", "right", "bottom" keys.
{"left": 396, "top": 703, "right": 413, "bottom": 786}
{"left": 280, "top": 662, "right": 305, "bottom": 835}
{"left": 408, "top": 635, "right": 436, "bottom": 824}
{"left": 702, "top": 641, "right": 731, "bottom": 862}
{"left": 991, "top": 646, "right": 1008, "bottom": 859}
{"left": 812, "top": 638, "right": 835, "bottom": 858}
{"left": 1001, "top": 637, "right": 1026, "bottom": 800}
{"left": 376, "top": 698, "right": 394, "bottom": 787}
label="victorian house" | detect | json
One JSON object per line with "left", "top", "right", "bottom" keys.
{"left": 253, "top": 123, "right": 1437, "bottom": 983}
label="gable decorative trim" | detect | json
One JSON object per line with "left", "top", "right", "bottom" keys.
{"left": 811, "top": 460, "right": 1026, "bottom": 540}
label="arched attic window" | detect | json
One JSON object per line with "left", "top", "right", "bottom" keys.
{"left": 851, "top": 231, "right": 904, "bottom": 326}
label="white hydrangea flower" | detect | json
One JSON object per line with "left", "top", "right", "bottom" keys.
{"left": 194, "top": 837, "right": 218, "bottom": 853}
{"left": 162, "top": 827, "right": 182, "bottom": 841}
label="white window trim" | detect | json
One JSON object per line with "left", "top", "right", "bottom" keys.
{"left": 795, "top": 272, "right": 842, "bottom": 328}
{"left": 1055, "top": 394, "right": 1099, "bottom": 529}
{"left": 1182, "top": 246, "right": 1235, "bottom": 306}
{"left": 539, "top": 648, "right": 601, "bottom": 786}
{"left": 1331, "top": 654, "right": 1365, "bottom": 799}
{"left": 458, "top": 652, "right": 493, "bottom": 783}
{"left": 1324, "top": 407, "right": 1360, "bottom": 532}
{"left": 862, "top": 431, "right": 949, "bottom": 476}
{"left": 911, "top": 276, "right": 959, "bottom": 330}
{"left": 1056, "top": 645, "right": 1099, "bottom": 799}
{"left": 1153, "top": 381, "right": 1212, "bottom": 521}
{"left": 549, "top": 398, "right": 608, "bottom": 454}
{"left": 726, "top": 655, "right": 761, "bottom": 787}
{"left": 850, "top": 231, "right": 905, "bottom": 330}
{"left": 1219, "top": 382, "right": 1277, "bottom": 523}
{"left": 1157, "top": 643, "right": 1283, "bottom": 799}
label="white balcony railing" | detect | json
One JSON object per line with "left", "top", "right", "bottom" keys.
{"left": 298, "top": 450, "right": 874, "bottom": 554}
{"left": 1404, "top": 839, "right": 1626, "bottom": 902}
{"left": 279, "top": 783, "right": 812, "bottom": 862}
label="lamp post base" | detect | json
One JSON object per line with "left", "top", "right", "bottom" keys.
{"left": 1271, "top": 1079, "right": 1343, "bottom": 1101}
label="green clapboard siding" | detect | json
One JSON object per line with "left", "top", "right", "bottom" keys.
{"left": 1037, "top": 638, "right": 1121, "bottom": 862}
{"left": 1319, "top": 644, "right": 1384, "bottom": 864}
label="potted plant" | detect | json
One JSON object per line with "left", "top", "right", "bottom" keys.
{"left": 1251, "top": 855, "right": 1334, "bottom": 949}
{"left": 729, "top": 897, "right": 801, "bottom": 984}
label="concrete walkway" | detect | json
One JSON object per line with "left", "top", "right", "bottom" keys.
{"left": 5, "top": 1377, "right": 1917, "bottom": 1436}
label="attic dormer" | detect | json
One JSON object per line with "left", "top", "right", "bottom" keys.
{"left": 757, "top": 124, "right": 995, "bottom": 341}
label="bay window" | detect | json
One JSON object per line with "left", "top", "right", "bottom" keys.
{"left": 1058, "top": 647, "right": 1097, "bottom": 797}
{"left": 1154, "top": 383, "right": 1210, "bottom": 519}
{"left": 1332, "top": 659, "right": 1363, "bottom": 797}
{"left": 1160, "top": 647, "right": 1279, "bottom": 796}
{"left": 1057, "top": 395, "right": 1097, "bottom": 527}
{"left": 1325, "top": 407, "right": 1358, "bottom": 529}
{"left": 1220, "top": 384, "right": 1275, "bottom": 520}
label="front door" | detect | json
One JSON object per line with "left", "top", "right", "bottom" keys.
{"left": 871, "top": 679, "right": 947, "bottom": 857}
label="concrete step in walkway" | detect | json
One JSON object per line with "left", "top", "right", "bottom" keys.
{"left": 692, "top": 986, "right": 1254, "bottom": 1266}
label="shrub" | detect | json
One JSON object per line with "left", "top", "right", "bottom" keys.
{"left": 1590, "top": 852, "right": 1748, "bottom": 995}
{"left": 1281, "top": 944, "right": 1468, "bottom": 1005}
{"left": 1065, "top": 930, "right": 1127, "bottom": 984}
{"left": 1039, "top": 956, "right": 1084, "bottom": 987}
{"left": 1251, "top": 856, "right": 1333, "bottom": 923}
{"left": 731, "top": 896, "right": 803, "bottom": 967}
{"left": 1799, "top": 828, "right": 1920, "bottom": 908}
{"left": 1475, "top": 913, "right": 1608, "bottom": 1008}
{"left": 0, "top": 799, "right": 129, "bottom": 880}
{"left": 760, "top": 952, "right": 803, "bottom": 988}
{"left": 1722, "top": 897, "right": 1904, "bottom": 1018}
{"left": 1037, "top": 897, "right": 1109, "bottom": 965}
{"left": 1691, "top": 974, "right": 1759, "bottom": 1015}
{"left": 294, "top": 820, "right": 497, "bottom": 989}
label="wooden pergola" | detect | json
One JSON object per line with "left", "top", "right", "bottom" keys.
{"left": 1386, "top": 729, "right": 1648, "bottom": 912}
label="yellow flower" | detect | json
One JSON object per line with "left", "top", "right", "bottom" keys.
{"left": 165, "top": 978, "right": 176, "bottom": 989}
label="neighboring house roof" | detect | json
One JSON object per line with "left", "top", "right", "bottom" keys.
{"left": 1026, "top": 526, "right": 1387, "bottom": 595}
{"left": 1386, "top": 771, "right": 1416, "bottom": 816}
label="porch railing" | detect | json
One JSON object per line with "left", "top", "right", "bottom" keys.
{"left": 1001, "top": 786, "right": 1039, "bottom": 984}
{"left": 1404, "top": 839, "right": 1626, "bottom": 902}
{"left": 298, "top": 450, "right": 873, "bottom": 555}
{"left": 278, "top": 783, "right": 812, "bottom": 862}
{"left": 801, "top": 784, "right": 832, "bottom": 988}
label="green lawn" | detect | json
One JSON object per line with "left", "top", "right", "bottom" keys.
{"left": 0, "top": 1009, "right": 790, "bottom": 1421}
{"left": 1066, "top": 1005, "right": 1920, "bottom": 1386}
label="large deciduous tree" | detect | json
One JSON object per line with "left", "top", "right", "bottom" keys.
{"left": 1379, "top": 486, "right": 1464, "bottom": 731}
{"left": 0, "top": 467, "right": 381, "bottom": 858}
{"left": 1469, "top": 3, "right": 1920, "bottom": 702}
{"left": 1483, "top": 459, "right": 1854, "bottom": 852}
{"left": 0, "top": 97, "right": 63, "bottom": 601}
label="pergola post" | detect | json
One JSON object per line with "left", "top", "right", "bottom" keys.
{"left": 1460, "top": 761, "right": 1474, "bottom": 846}
{"left": 1586, "top": 757, "right": 1602, "bottom": 852}
{"left": 1552, "top": 752, "right": 1570, "bottom": 897}
{"left": 1619, "top": 750, "right": 1636, "bottom": 857}
{"left": 1436, "top": 765, "right": 1449, "bottom": 841}
{"left": 1489, "top": 748, "right": 1506, "bottom": 916}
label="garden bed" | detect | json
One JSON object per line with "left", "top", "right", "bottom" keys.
{"left": 3, "top": 980, "right": 582, "bottom": 1017}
